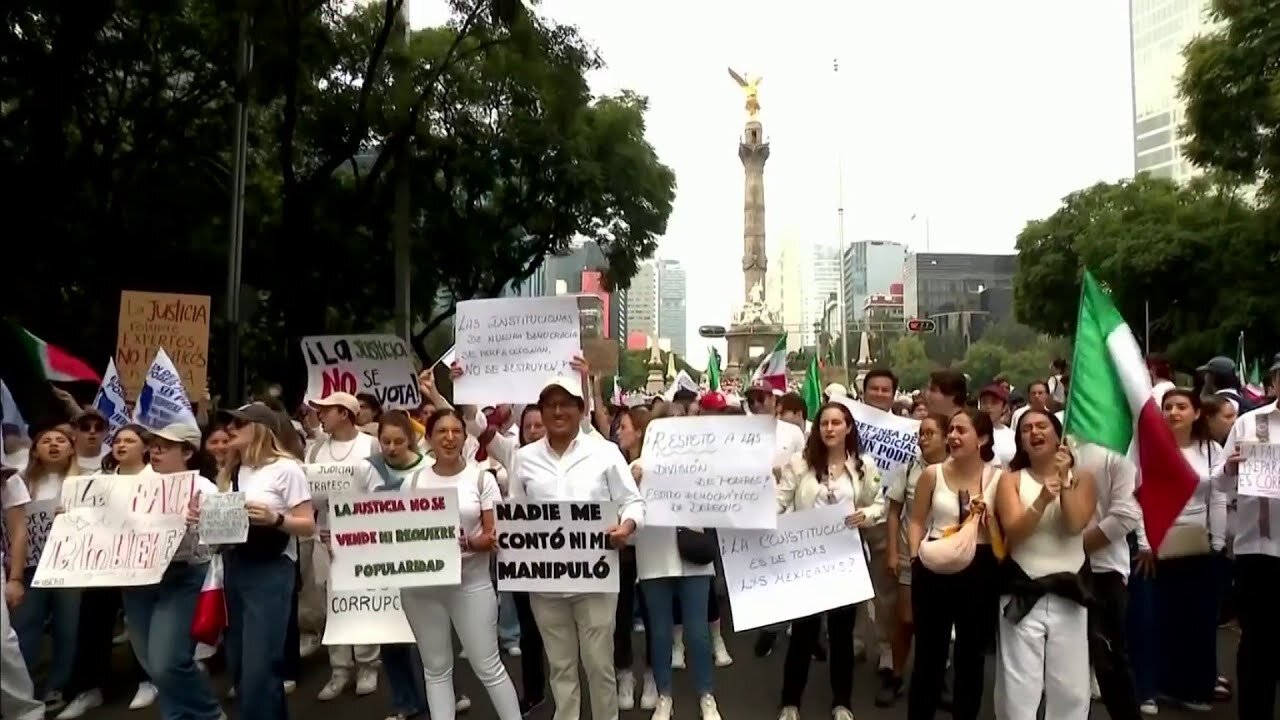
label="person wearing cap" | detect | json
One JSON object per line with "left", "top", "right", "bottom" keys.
{"left": 824, "top": 383, "right": 849, "bottom": 402}
{"left": 1219, "top": 352, "right": 1280, "bottom": 720}
{"left": 1197, "top": 355, "right": 1255, "bottom": 413}
{"left": 507, "top": 376, "right": 645, "bottom": 720}
{"left": 745, "top": 384, "right": 806, "bottom": 471}
{"left": 111, "top": 424, "right": 224, "bottom": 720}
{"left": 978, "top": 384, "right": 1016, "bottom": 468}
{"left": 301, "top": 392, "right": 381, "bottom": 701}
{"left": 70, "top": 407, "right": 109, "bottom": 475}
{"left": 198, "top": 403, "right": 314, "bottom": 720}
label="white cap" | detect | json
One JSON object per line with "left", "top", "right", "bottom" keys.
{"left": 825, "top": 383, "right": 849, "bottom": 398}
{"left": 538, "top": 377, "right": 585, "bottom": 402}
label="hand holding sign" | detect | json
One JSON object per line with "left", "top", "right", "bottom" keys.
{"left": 605, "top": 520, "right": 636, "bottom": 549}
{"left": 844, "top": 510, "right": 867, "bottom": 529}
{"left": 246, "top": 501, "right": 278, "bottom": 526}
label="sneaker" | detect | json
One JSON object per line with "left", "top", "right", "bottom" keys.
{"left": 113, "top": 629, "right": 130, "bottom": 646}
{"left": 1180, "top": 701, "right": 1212, "bottom": 712}
{"left": 633, "top": 620, "right": 645, "bottom": 633}
{"left": 873, "top": 676, "right": 903, "bottom": 708}
{"left": 56, "top": 690, "right": 103, "bottom": 720}
{"left": 753, "top": 630, "right": 777, "bottom": 658}
{"left": 1139, "top": 699, "right": 1158, "bottom": 715}
{"left": 778, "top": 707, "right": 800, "bottom": 720}
{"left": 833, "top": 708, "right": 855, "bottom": 720}
{"left": 456, "top": 695, "right": 471, "bottom": 713}
{"left": 43, "top": 691, "right": 66, "bottom": 714}
{"left": 318, "top": 673, "right": 350, "bottom": 701}
{"left": 355, "top": 666, "right": 379, "bottom": 696}
{"left": 617, "top": 669, "right": 636, "bottom": 711}
{"left": 518, "top": 697, "right": 546, "bottom": 717}
{"left": 283, "top": 680, "right": 297, "bottom": 694}
{"left": 299, "top": 634, "right": 322, "bottom": 658}
{"left": 671, "top": 636, "right": 686, "bottom": 670}
{"left": 651, "top": 695, "right": 673, "bottom": 720}
{"left": 640, "top": 670, "right": 659, "bottom": 710}
{"left": 506, "top": 645, "right": 523, "bottom": 657}
{"left": 712, "top": 633, "right": 733, "bottom": 667}
{"left": 699, "top": 694, "right": 721, "bottom": 720}
{"left": 458, "top": 648, "right": 468, "bottom": 659}
{"left": 1091, "top": 672, "right": 1101, "bottom": 701}
{"left": 226, "top": 687, "right": 237, "bottom": 700}
{"left": 129, "top": 682, "right": 158, "bottom": 710}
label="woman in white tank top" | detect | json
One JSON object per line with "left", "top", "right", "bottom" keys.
{"left": 994, "top": 409, "right": 1096, "bottom": 720}
{"left": 905, "top": 409, "right": 1001, "bottom": 720}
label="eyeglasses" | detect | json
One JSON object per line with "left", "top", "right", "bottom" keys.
{"left": 78, "top": 423, "right": 105, "bottom": 432}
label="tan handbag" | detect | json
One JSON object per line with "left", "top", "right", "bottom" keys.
{"left": 1157, "top": 443, "right": 1213, "bottom": 559}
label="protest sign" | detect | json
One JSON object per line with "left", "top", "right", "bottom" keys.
{"left": 198, "top": 492, "right": 249, "bottom": 545}
{"left": 495, "top": 502, "right": 620, "bottom": 593}
{"left": 0, "top": 499, "right": 58, "bottom": 568}
{"left": 301, "top": 335, "right": 421, "bottom": 410}
{"left": 640, "top": 415, "right": 777, "bottom": 529}
{"left": 1238, "top": 442, "right": 1280, "bottom": 500}
{"left": 719, "top": 503, "right": 874, "bottom": 630}
{"left": 33, "top": 473, "right": 195, "bottom": 588}
{"left": 132, "top": 349, "right": 199, "bottom": 431}
{"left": 304, "top": 463, "right": 361, "bottom": 533}
{"left": 91, "top": 359, "right": 132, "bottom": 442}
{"left": 834, "top": 398, "right": 919, "bottom": 483}
{"left": 327, "top": 488, "right": 461, "bottom": 591}
{"left": 322, "top": 588, "right": 415, "bottom": 646}
{"left": 116, "top": 290, "right": 210, "bottom": 400}
{"left": 452, "top": 297, "right": 581, "bottom": 406}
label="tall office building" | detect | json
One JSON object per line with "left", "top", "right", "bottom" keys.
{"left": 842, "top": 240, "right": 908, "bottom": 329}
{"left": 901, "top": 253, "right": 1016, "bottom": 320}
{"left": 539, "top": 242, "right": 627, "bottom": 351}
{"left": 657, "top": 259, "right": 687, "bottom": 357}
{"left": 775, "top": 229, "right": 806, "bottom": 352}
{"left": 802, "top": 244, "right": 842, "bottom": 348}
{"left": 626, "top": 260, "right": 659, "bottom": 340}
{"left": 1131, "top": 0, "right": 1214, "bottom": 180}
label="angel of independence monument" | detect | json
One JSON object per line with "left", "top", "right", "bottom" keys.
{"left": 724, "top": 67, "right": 784, "bottom": 378}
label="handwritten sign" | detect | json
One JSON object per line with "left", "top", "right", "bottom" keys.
{"left": 301, "top": 335, "right": 420, "bottom": 410}
{"left": 327, "top": 489, "right": 461, "bottom": 591}
{"left": 0, "top": 499, "right": 57, "bottom": 568}
{"left": 640, "top": 415, "right": 778, "bottom": 529}
{"left": 495, "top": 502, "right": 619, "bottom": 593}
{"left": 116, "top": 291, "right": 211, "bottom": 400}
{"left": 322, "top": 588, "right": 415, "bottom": 645}
{"left": 719, "top": 504, "right": 874, "bottom": 630}
{"left": 304, "top": 463, "right": 361, "bottom": 533}
{"left": 835, "top": 398, "right": 920, "bottom": 484}
{"left": 199, "top": 492, "right": 249, "bottom": 545}
{"left": 1239, "top": 442, "right": 1280, "bottom": 500}
{"left": 453, "top": 297, "right": 581, "bottom": 406}
{"left": 33, "top": 473, "right": 195, "bottom": 588}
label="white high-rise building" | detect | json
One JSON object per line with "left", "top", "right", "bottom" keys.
{"left": 1131, "top": 0, "right": 1214, "bottom": 180}
{"left": 626, "top": 260, "right": 659, "bottom": 340}
{"left": 657, "top": 259, "right": 687, "bottom": 357}
{"left": 803, "top": 245, "right": 842, "bottom": 348}
{"left": 775, "top": 229, "right": 806, "bottom": 353}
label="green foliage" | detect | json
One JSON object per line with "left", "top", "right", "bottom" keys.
{"left": 617, "top": 350, "right": 700, "bottom": 391}
{"left": 1, "top": 0, "right": 675, "bottom": 401}
{"left": 1013, "top": 176, "right": 1278, "bottom": 369}
{"left": 786, "top": 349, "right": 815, "bottom": 372}
{"left": 887, "top": 336, "right": 931, "bottom": 393}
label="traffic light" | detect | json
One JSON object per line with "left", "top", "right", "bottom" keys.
{"left": 906, "top": 318, "right": 935, "bottom": 333}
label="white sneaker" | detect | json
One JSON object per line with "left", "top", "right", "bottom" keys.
{"left": 1091, "top": 673, "right": 1101, "bottom": 701}
{"left": 651, "top": 695, "right": 673, "bottom": 720}
{"left": 506, "top": 645, "right": 522, "bottom": 657}
{"left": 1139, "top": 700, "right": 1158, "bottom": 715}
{"left": 778, "top": 706, "right": 800, "bottom": 720}
{"left": 712, "top": 633, "right": 733, "bottom": 667}
{"left": 43, "top": 690, "right": 66, "bottom": 713}
{"left": 113, "top": 629, "right": 130, "bottom": 646}
{"left": 617, "top": 669, "right": 636, "bottom": 711}
{"left": 455, "top": 695, "right": 471, "bottom": 712}
{"left": 129, "top": 682, "right": 158, "bottom": 710}
{"left": 56, "top": 690, "right": 103, "bottom": 720}
{"left": 640, "top": 670, "right": 659, "bottom": 710}
{"left": 283, "top": 680, "right": 296, "bottom": 694}
{"left": 318, "top": 673, "right": 350, "bottom": 701}
{"left": 671, "top": 635, "right": 686, "bottom": 670}
{"left": 226, "top": 687, "right": 236, "bottom": 700}
{"left": 458, "top": 648, "right": 468, "bottom": 659}
{"left": 299, "top": 634, "right": 322, "bottom": 659}
{"left": 699, "top": 694, "right": 722, "bottom": 720}
{"left": 355, "top": 666, "right": 379, "bottom": 696}
{"left": 833, "top": 707, "right": 855, "bottom": 720}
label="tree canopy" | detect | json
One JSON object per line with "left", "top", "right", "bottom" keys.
{"left": 2, "top": 0, "right": 676, "bottom": 399}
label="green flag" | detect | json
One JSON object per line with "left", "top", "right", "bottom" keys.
{"left": 801, "top": 352, "right": 822, "bottom": 420}
{"left": 705, "top": 347, "right": 721, "bottom": 390}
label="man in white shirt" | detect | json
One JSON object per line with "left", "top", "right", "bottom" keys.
{"left": 303, "top": 392, "right": 381, "bottom": 700}
{"left": 745, "top": 385, "right": 805, "bottom": 468}
{"left": 1076, "top": 444, "right": 1143, "bottom": 720}
{"left": 509, "top": 377, "right": 645, "bottom": 720}
{"left": 1220, "top": 355, "right": 1280, "bottom": 720}
{"left": 71, "top": 408, "right": 109, "bottom": 474}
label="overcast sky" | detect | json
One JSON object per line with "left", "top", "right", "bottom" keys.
{"left": 414, "top": 1, "right": 1137, "bottom": 365}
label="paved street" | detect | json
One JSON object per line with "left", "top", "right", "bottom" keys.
{"left": 80, "top": 623, "right": 1239, "bottom": 720}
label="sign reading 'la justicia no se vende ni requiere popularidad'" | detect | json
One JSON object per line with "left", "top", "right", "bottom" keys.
{"left": 326, "top": 488, "right": 462, "bottom": 592}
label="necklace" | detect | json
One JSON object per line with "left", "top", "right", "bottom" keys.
{"left": 324, "top": 435, "right": 358, "bottom": 462}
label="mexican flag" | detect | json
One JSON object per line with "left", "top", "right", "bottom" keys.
{"left": 801, "top": 353, "right": 822, "bottom": 419}
{"left": 705, "top": 347, "right": 722, "bottom": 391}
{"left": 0, "top": 319, "right": 100, "bottom": 429}
{"left": 1064, "top": 272, "right": 1197, "bottom": 552}
{"left": 750, "top": 335, "right": 788, "bottom": 391}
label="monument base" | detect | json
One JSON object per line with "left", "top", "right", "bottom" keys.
{"left": 724, "top": 322, "right": 786, "bottom": 378}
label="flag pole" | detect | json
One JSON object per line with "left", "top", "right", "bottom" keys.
{"left": 833, "top": 57, "right": 850, "bottom": 386}
{"left": 1062, "top": 271, "right": 1093, "bottom": 434}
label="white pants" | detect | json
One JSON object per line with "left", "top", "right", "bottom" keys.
{"left": 328, "top": 642, "right": 379, "bottom": 672}
{"left": 1, "top": 566, "right": 45, "bottom": 720}
{"left": 995, "top": 594, "right": 1090, "bottom": 720}
{"left": 400, "top": 562, "right": 520, "bottom": 720}
{"left": 530, "top": 593, "right": 618, "bottom": 720}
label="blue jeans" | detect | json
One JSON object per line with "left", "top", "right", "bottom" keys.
{"left": 381, "top": 643, "right": 427, "bottom": 717}
{"left": 642, "top": 576, "right": 713, "bottom": 695}
{"left": 224, "top": 553, "right": 295, "bottom": 720}
{"left": 1127, "top": 561, "right": 1158, "bottom": 702}
{"left": 11, "top": 573, "right": 79, "bottom": 695}
{"left": 122, "top": 562, "right": 221, "bottom": 720}
{"left": 1155, "top": 554, "right": 1218, "bottom": 704}
{"left": 497, "top": 593, "right": 520, "bottom": 649}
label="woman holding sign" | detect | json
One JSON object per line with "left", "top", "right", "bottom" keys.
{"left": 774, "top": 401, "right": 884, "bottom": 720}
{"left": 370, "top": 409, "right": 521, "bottom": 720}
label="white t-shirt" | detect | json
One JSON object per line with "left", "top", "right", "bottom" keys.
{"left": 0, "top": 475, "right": 30, "bottom": 569}
{"left": 76, "top": 449, "right": 109, "bottom": 476}
{"left": 307, "top": 432, "right": 379, "bottom": 465}
{"left": 775, "top": 419, "right": 806, "bottom": 469}
{"left": 229, "top": 458, "right": 311, "bottom": 559}
{"left": 991, "top": 426, "right": 1017, "bottom": 468}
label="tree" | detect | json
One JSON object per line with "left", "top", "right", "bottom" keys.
{"left": 1013, "top": 176, "right": 1277, "bottom": 368}
{"left": 887, "top": 336, "right": 932, "bottom": 393}
{"left": 617, "top": 350, "right": 700, "bottom": 392}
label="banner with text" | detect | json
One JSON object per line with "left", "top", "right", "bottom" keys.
{"left": 131, "top": 349, "right": 199, "bottom": 431}
{"left": 719, "top": 504, "right": 874, "bottom": 630}
{"left": 91, "top": 359, "right": 132, "bottom": 443}
{"left": 328, "top": 489, "right": 461, "bottom": 591}
{"left": 304, "top": 463, "right": 361, "bottom": 533}
{"left": 835, "top": 398, "right": 919, "bottom": 484}
{"left": 301, "top": 335, "right": 421, "bottom": 410}
{"left": 32, "top": 473, "right": 195, "bottom": 588}
{"left": 115, "top": 290, "right": 211, "bottom": 400}
{"left": 322, "top": 588, "right": 415, "bottom": 645}
{"left": 0, "top": 499, "right": 57, "bottom": 568}
{"left": 640, "top": 415, "right": 777, "bottom": 529}
{"left": 495, "top": 501, "right": 620, "bottom": 593}
{"left": 452, "top": 296, "right": 581, "bottom": 406}
{"left": 1238, "top": 442, "right": 1280, "bottom": 500}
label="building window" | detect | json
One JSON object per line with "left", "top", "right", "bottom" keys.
{"left": 1136, "top": 145, "right": 1175, "bottom": 169}
{"left": 1135, "top": 129, "right": 1172, "bottom": 154}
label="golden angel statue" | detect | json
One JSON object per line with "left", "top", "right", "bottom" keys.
{"left": 728, "top": 67, "right": 762, "bottom": 119}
